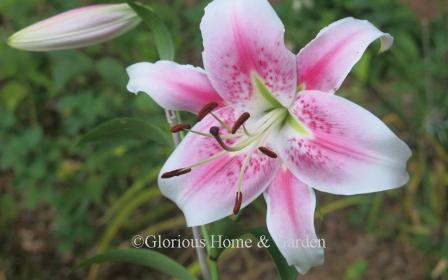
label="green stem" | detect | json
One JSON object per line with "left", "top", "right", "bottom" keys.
{"left": 209, "top": 260, "right": 219, "bottom": 280}
{"left": 201, "top": 226, "right": 219, "bottom": 280}
{"left": 131, "top": 3, "right": 212, "bottom": 278}
{"left": 164, "top": 109, "right": 212, "bottom": 280}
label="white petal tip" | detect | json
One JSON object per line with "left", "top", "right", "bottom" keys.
{"left": 293, "top": 252, "right": 325, "bottom": 274}
{"left": 125, "top": 81, "right": 139, "bottom": 95}
{"left": 379, "top": 33, "right": 394, "bottom": 53}
{"left": 295, "top": 265, "right": 310, "bottom": 275}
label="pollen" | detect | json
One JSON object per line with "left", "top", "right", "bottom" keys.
{"left": 233, "top": 191, "right": 243, "bottom": 215}
{"left": 161, "top": 168, "right": 192, "bottom": 178}
{"left": 258, "top": 146, "right": 278, "bottom": 158}
{"left": 231, "top": 112, "right": 250, "bottom": 134}
{"left": 197, "top": 102, "right": 219, "bottom": 121}
{"left": 170, "top": 123, "right": 191, "bottom": 133}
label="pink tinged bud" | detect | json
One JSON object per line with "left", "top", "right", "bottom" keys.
{"left": 7, "top": 3, "right": 141, "bottom": 52}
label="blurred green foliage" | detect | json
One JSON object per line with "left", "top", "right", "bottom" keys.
{"left": 0, "top": 0, "right": 447, "bottom": 279}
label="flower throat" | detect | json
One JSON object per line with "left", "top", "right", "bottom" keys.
{"left": 161, "top": 102, "right": 287, "bottom": 215}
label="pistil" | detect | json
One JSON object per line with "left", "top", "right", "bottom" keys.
{"left": 209, "top": 126, "right": 240, "bottom": 152}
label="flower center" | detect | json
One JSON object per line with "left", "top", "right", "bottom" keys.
{"left": 161, "top": 76, "right": 311, "bottom": 214}
{"left": 161, "top": 102, "right": 289, "bottom": 215}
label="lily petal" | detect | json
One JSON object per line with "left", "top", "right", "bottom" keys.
{"left": 127, "top": 61, "right": 223, "bottom": 113}
{"left": 297, "top": 17, "right": 393, "bottom": 93}
{"left": 264, "top": 168, "right": 324, "bottom": 274}
{"left": 159, "top": 107, "right": 279, "bottom": 226}
{"left": 200, "top": 0, "right": 297, "bottom": 113}
{"left": 273, "top": 90, "right": 411, "bottom": 195}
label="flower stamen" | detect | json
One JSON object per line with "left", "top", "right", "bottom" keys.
{"left": 161, "top": 168, "right": 192, "bottom": 178}
{"left": 231, "top": 112, "right": 250, "bottom": 134}
{"left": 232, "top": 148, "right": 254, "bottom": 215}
{"left": 170, "top": 123, "right": 191, "bottom": 133}
{"left": 258, "top": 146, "right": 277, "bottom": 158}
{"left": 197, "top": 102, "right": 219, "bottom": 121}
{"left": 233, "top": 191, "right": 243, "bottom": 215}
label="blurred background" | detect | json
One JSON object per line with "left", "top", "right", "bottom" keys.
{"left": 0, "top": 0, "right": 447, "bottom": 279}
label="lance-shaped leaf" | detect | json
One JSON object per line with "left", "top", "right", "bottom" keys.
{"left": 127, "top": 0, "right": 175, "bottom": 60}
{"left": 251, "top": 227, "right": 298, "bottom": 280}
{"left": 78, "top": 117, "right": 171, "bottom": 147}
{"left": 73, "top": 248, "right": 197, "bottom": 280}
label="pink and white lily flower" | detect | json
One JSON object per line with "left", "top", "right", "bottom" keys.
{"left": 127, "top": 0, "right": 411, "bottom": 273}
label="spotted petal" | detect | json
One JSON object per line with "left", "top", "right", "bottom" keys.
{"left": 297, "top": 17, "right": 393, "bottom": 93}
{"left": 159, "top": 107, "right": 279, "bottom": 226}
{"left": 127, "top": 61, "right": 223, "bottom": 113}
{"left": 264, "top": 168, "right": 324, "bottom": 274}
{"left": 273, "top": 90, "right": 411, "bottom": 195}
{"left": 200, "top": 0, "right": 297, "bottom": 114}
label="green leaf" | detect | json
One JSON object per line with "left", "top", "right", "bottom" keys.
{"left": 353, "top": 50, "right": 371, "bottom": 84}
{"left": 0, "top": 81, "right": 28, "bottom": 112}
{"left": 49, "top": 50, "right": 92, "bottom": 92}
{"left": 95, "top": 189, "right": 159, "bottom": 254}
{"left": 96, "top": 57, "right": 127, "bottom": 88}
{"left": 127, "top": 1, "right": 175, "bottom": 60}
{"left": 100, "top": 169, "right": 159, "bottom": 224}
{"left": 344, "top": 259, "right": 368, "bottom": 280}
{"left": 251, "top": 227, "right": 298, "bottom": 280}
{"left": 73, "top": 248, "right": 197, "bottom": 280}
{"left": 205, "top": 218, "right": 297, "bottom": 279}
{"left": 78, "top": 117, "right": 171, "bottom": 146}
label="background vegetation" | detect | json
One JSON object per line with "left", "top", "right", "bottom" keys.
{"left": 0, "top": 0, "right": 447, "bottom": 279}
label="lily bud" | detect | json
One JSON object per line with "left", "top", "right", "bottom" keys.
{"left": 8, "top": 3, "right": 141, "bottom": 51}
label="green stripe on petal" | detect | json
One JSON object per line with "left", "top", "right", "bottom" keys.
{"left": 286, "top": 114, "right": 311, "bottom": 136}
{"left": 253, "top": 75, "right": 283, "bottom": 108}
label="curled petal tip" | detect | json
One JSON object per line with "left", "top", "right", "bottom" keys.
{"left": 379, "top": 33, "right": 394, "bottom": 53}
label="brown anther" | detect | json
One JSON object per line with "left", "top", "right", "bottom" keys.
{"left": 170, "top": 123, "right": 191, "bottom": 133}
{"left": 197, "top": 102, "right": 219, "bottom": 121}
{"left": 258, "top": 146, "right": 278, "bottom": 158}
{"left": 231, "top": 112, "right": 250, "bottom": 134}
{"left": 161, "top": 168, "right": 192, "bottom": 179}
{"left": 233, "top": 192, "right": 243, "bottom": 215}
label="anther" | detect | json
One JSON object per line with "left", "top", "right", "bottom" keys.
{"left": 258, "top": 146, "right": 278, "bottom": 158}
{"left": 161, "top": 168, "right": 192, "bottom": 178}
{"left": 233, "top": 192, "right": 243, "bottom": 215}
{"left": 170, "top": 123, "right": 191, "bottom": 133}
{"left": 197, "top": 102, "right": 219, "bottom": 121}
{"left": 231, "top": 112, "right": 250, "bottom": 134}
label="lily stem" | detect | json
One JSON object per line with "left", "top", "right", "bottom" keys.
{"left": 164, "top": 109, "right": 212, "bottom": 280}
{"left": 201, "top": 225, "right": 220, "bottom": 280}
